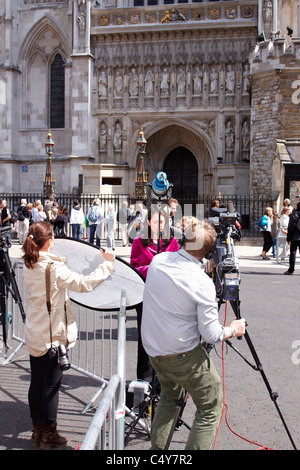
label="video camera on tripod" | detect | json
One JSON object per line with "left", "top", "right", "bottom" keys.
{"left": 208, "top": 208, "right": 241, "bottom": 303}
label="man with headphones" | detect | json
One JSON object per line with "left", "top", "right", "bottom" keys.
{"left": 141, "top": 219, "right": 246, "bottom": 450}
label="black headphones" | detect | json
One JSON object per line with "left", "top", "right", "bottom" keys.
{"left": 204, "top": 243, "right": 216, "bottom": 260}
{"left": 180, "top": 230, "right": 216, "bottom": 260}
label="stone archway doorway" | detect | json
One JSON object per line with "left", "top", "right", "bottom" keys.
{"left": 163, "top": 146, "right": 198, "bottom": 196}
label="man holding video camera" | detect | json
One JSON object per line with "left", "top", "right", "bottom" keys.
{"left": 141, "top": 219, "right": 246, "bottom": 450}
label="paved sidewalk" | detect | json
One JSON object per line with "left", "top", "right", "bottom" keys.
{"left": 1, "top": 238, "right": 299, "bottom": 451}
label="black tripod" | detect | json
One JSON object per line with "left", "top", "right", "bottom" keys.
{"left": 225, "top": 295, "right": 297, "bottom": 450}
{"left": 164, "top": 388, "right": 191, "bottom": 450}
{"left": 0, "top": 227, "right": 26, "bottom": 351}
{"left": 164, "top": 295, "right": 297, "bottom": 451}
{"left": 124, "top": 371, "right": 160, "bottom": 445}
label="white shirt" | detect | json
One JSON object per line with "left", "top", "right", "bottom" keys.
{"left": 141, "top": 249, "right": 226, "bottom": 358}
{"left": 70, "top": 207, "right": 85, "bottom": 225}
{"left": 35, "top": 211, "right": 47, "bottom": 222}
{"left": 279, "top": 214, "right": 289, "bottom": 237}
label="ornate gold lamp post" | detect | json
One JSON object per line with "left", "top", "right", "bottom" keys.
{"left": 43, "top": 131, "right": 55, "bottom": 199}
{"left": 135, "top": 128, "right": 148, "bottom": 200}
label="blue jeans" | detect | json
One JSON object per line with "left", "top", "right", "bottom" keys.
{"left": 71, "top": 224, "right": 81, "bottom": 239}
{"left": 89, "top": 224, "right": 101, "bottom": 247}
{"left": 149, "top": 344, "right": 223, "bottom": 450}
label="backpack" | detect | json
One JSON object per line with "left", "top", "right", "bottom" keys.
{"left": 87, "top": 206, "right": 99, "bottom": 223}
{"left": 17, "top": 207, "right": 25, "bottom": 221}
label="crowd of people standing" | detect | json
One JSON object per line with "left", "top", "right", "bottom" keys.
{"left": 0, "top": 196, "right": 135, "bottom": 250}
{"left": 2, "top": 195, "right": 300, "bottom": 276}
{"left": 259, "top": 198, "right": 300, "bottom": 274}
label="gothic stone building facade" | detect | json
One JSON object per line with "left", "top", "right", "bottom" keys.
{"left": 0, "top": 0, "right": 299, "bottom": 209}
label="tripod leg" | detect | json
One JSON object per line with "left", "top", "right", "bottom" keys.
{"left": 0, "top": 277, "right": 8, "bottom": 349}
{"left": 124, "top": 398, "right": 152, "bottom": 444}
{"left": 228, "top": 298, "right": 297, "bottom": 450}
{"left": 2, "top": 248, "right": 26, "bottom": 323}
{"left": 164, "top": 388, "right": 190, "bottom": 450}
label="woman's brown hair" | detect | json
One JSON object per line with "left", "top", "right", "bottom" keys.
{"left": 22, "top": 221, "right": 53, "bottom": 269}
{"left": 140, "top": 207, "right": 172, "bottom": 248}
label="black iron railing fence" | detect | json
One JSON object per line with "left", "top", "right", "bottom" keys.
{"left": 0, "top": 192, "right": 275, "bottom": 238}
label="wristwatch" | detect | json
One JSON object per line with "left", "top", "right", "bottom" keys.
{"left": 230, "top": 327, "right": 236, "bottom": 338}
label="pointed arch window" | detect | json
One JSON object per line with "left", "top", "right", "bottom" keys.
{"left": 50, "top": 53, "right": 65, "bottom": 129}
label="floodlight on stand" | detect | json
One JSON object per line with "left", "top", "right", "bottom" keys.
{"left": 135, "top": 128, "right": 148, "bottom": 200}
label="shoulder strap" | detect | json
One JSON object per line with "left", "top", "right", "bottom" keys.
{"left": 45, "top": 261, "right": 69, "bottom": 348}
{"left": 45, "top": 263, "right": 52, "bottom": 315}
{"left": 45, "top": 262, "right": 54, "bottom": 348}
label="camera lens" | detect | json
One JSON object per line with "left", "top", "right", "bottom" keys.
{"left": 58, "top": 345, "right": 70, "bottom": 371}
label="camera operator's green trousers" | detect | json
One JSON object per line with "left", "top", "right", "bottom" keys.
{"left": 149, "top": 343, "right": 223, "bottom": 450}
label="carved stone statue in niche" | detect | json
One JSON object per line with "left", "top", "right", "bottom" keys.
{"left": 242, "top": 64, "right": 250, "bottom": 94}
{"left": 99, "top": 121, "right": 107, "bottom": 152}
{"left": 114, "top": 71, "right": 123, "bottom": 98}
{"left": 262, "top": 0, "right": 273, "bottom": 38}
{"left": 129, "top": 68, "right": 139, "bottom": 97}
{"left": 144, "top": 69, "right": 154, "bottom": 97}
{"left": 98, "top": 70, "right": 107, "bottom": 99}
{"left": 113, "top": 121, "right": 122, "bottom": 151}
{"left": 225, "top": 65, "right": 235, "bottom": 94}
{"left": 77, "top": 2, "right": 86, "bottom": 38}
{"left": 192, "top": 66, "right": 203, "bottom": 95}
{"left": 210, "top": 68, "right": 218, "bottom": 95}
{"left": 177, "top": 68, "right": 186, "bottom": 96}
{"left": 225, "top": 120, "right": 235, "bottom": 150}
{"left": 242, "top": 120, "right": 250, "bottom": 149}
{"left": 160, "top": 68, "right": 170, "bottom": 96}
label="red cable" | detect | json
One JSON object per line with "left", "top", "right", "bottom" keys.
{"left": 213, "top": 301, "right": 273, "bottom": 451}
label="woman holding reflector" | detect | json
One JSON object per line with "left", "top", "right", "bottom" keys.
{"left": 22, "top": 221, "right": 115, "bottom": 450}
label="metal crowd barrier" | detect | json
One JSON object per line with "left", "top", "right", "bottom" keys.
{"left": 4, "top": 262, "right": 126, "bottom": 418}
{"left": 276, "top": 235, "right": 290, "bottom": 264}
{"left": 80, "top": 290, "right": 127, "bottom": 450}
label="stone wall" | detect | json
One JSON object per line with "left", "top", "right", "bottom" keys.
{"left": 250, "top": 38, "right": 300, "bottom": 198}
{"left": 250, "top": 69, "right": 281, "bottom": 196}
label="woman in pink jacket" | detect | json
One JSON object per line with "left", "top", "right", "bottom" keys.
{"left": 130, "top": 208, "right": 179, "bottom": 278}
{"left": 130, "top": 207, "right": 179, "bottom": 382}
